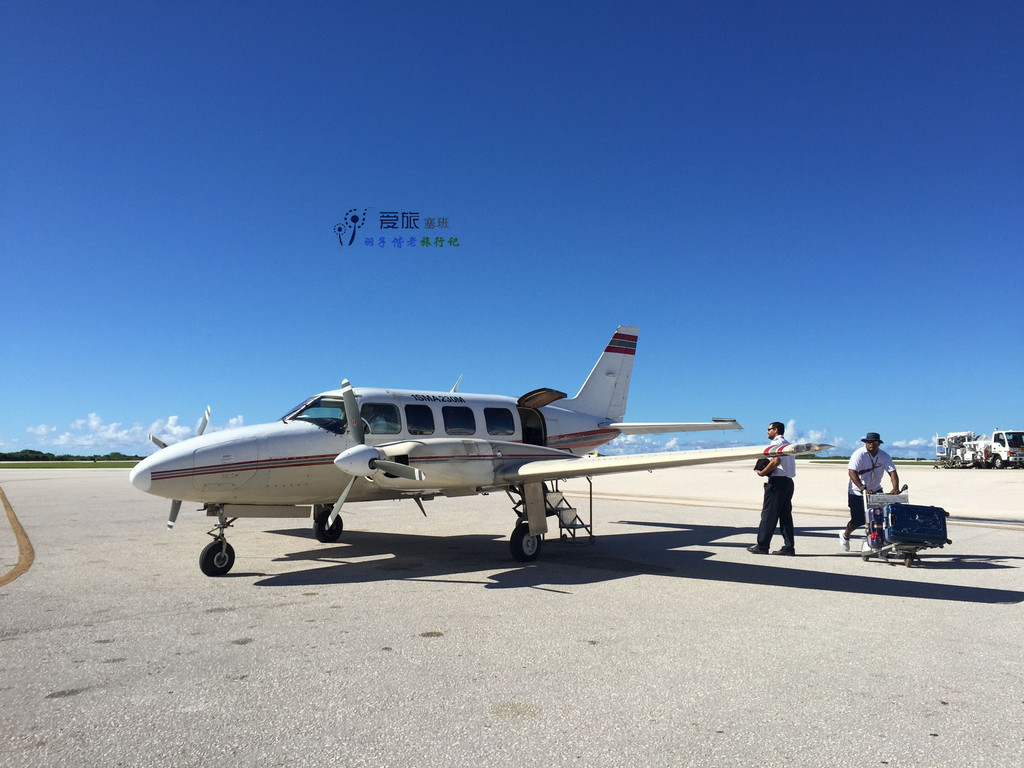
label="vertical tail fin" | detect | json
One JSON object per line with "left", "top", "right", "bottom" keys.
{"left": 563, "top": 326, "right": 637, "bottom": 421}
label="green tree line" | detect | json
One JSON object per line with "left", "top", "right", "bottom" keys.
{"left": 0, "top": 449, "right": 144, "bottom": 462}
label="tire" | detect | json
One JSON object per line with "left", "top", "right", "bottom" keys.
{"left": 313, "top": 508, "right": 344, "bottom": 542}
{"left": 993, "top": 456, "right": 1005, "bottom": 470}
{"left": 200, "top": 540, "right": 235, "bottom": 577}
{"left": 510, "top": 521, "right": 542, "bottom": 563}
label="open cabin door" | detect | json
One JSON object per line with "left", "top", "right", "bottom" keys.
{"left": 516, "top": 387, "right": 565, "bottom": 448}
{"left": 518, "top": 406, "right": 546, "bottom": 446}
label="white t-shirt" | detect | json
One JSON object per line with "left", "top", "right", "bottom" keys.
{"left": 847, "top": 446, "right": 895, "bottom": 495}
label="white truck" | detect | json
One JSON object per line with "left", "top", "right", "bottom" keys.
{"left": 936, "top": 429, "right": 1024, "bottom": 469}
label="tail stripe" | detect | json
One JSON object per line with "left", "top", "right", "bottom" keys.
{"left": 605, "top": 333, "right": 638, "bottom": 355}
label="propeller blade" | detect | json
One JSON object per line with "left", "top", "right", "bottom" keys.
{"left": 373, "top": 459, "right": 425, "bottom": 482}
{"left": 326, "top": 475, "right": 356, "bottom": 529}
{"left": 196, "top": 406, "right": 211, "bottom": 437}
{"left": 149, "top": 434, "right": 168, "bottom": 450}
{"left": 340, "top": 380, "right": 363, "bottom": 444}
{"left": 167, "top": 499, "right": 182, "bottom": 529}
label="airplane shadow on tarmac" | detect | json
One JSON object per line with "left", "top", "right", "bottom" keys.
{"left": 252, "top": 521, "right": 1024, "bottom": 604}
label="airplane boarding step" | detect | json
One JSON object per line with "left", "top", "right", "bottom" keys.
{"left": 547, "top": 483, "right": 594, "bottom": 545}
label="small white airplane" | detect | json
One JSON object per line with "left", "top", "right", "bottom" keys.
{"left": 130, "top": 326, "right": 831, "bottom": 576}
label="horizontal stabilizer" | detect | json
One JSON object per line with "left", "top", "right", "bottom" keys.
{"left": 609, "top": 419, "right": 742, "bottom": 435}
{"left": 500, "top": 442, "right": 833, "bottom": 484}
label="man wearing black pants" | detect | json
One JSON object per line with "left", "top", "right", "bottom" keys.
{"left": 748, "top": 421, "right": 797, "bottom": 556}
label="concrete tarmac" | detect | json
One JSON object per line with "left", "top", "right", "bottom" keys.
{"left": 2, "top": 466, "right": 1023, "bottom": 767}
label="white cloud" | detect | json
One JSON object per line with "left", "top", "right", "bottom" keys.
{"left": 145, "top": 415, "right": 195, "bottom": 446}
{"left": 890, "top": 437, "right": 935, "bottom": 459}
{"left": 49, "top": 414, "right": 147, "bottom": 449}
{"left": 891, "top": 437, "right": 931, "bottom": 449}
{"left": 222, "top": 416, "right": 245, "bottom": 430}
{"left": 21, "top": 412, "right": 246, "bottom": 453}
{"left": 600, "top": 433, "right": 748, "bottom": 455}
{"left": 597, "top": 423, "right": 940, "bottom": 460}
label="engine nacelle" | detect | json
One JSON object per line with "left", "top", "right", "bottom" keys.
{"left": 375, "top": 439, "right": 499, "bottom": 488}
{"left": 371, "top": 439, "right": 572, "bottom": 490}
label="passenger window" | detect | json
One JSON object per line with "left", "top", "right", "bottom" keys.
{"left": 485, "top": 407, "right": 515, "bottom": 436}
{"left": 443, "top": 406, "right": 476, "bottom": 436}
{"left": 360, "top": 403, "right": 401, "bottom": 434}
{"left": 405, "top": 404, "right": 435, "bottom": 436}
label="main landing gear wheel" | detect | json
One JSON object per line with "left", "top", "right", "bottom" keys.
{"left": 200, "top": 539, "right": 235, "bottom": 577}
{"left": 510, "top": 520, "right": 542, "bottom": 563}
{"left": 313, "top": 507, "right": 344, "bottom": 543}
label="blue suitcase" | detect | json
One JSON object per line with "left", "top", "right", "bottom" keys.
{"left": 884, "top": 503, "right": 948, "bottom": 547}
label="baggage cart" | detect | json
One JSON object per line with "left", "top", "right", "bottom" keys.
{"left": 861, "top": 489, "right": 952, "bottom": 566}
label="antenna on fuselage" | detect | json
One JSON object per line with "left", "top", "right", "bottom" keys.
{"left": 451, "top": 375, "right": 463, "bottom": 393}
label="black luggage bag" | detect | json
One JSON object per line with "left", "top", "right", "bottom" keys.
{"left": 884, "top": 503, "right": 948, "bottom": 547}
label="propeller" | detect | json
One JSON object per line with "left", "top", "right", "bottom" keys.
{"left": 326, "top": 381, "right": 425, "bottom": 528}
{"left": 334, "top": 443, "right": 425, "bottom": 482}
{"left": 166, "top": 406, "right": 210, "bottom": 530}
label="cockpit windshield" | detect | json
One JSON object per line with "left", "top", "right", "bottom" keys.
{"left": 281, "top": 396, "right": 348, "bottom": 434}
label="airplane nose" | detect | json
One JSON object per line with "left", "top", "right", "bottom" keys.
{"left": 129, "top": 462, "right": 151, "bottom": 492}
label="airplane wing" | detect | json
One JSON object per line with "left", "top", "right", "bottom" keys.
{"left": 499, "top": 442, "right": 832, "bottom": 484}
{"left": 608, "top": 418, "right": 741, "bottom": 435}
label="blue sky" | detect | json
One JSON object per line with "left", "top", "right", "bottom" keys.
{"left": 2, "top": 1, "right": 1021, "bottom": 459}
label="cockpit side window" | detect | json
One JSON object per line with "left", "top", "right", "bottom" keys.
{"left": 360, "top": 402, "right": 401, "bottom": 435}
{"left": 285, "top": 397, "right": 348, "bottom": 434}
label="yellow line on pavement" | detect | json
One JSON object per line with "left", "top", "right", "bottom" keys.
{"left": 0, "top": 486, "right": 34, "bottom": 586}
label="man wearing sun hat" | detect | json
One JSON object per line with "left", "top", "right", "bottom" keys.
{"left": 839, "top": 432, "right": 901, "bottom": 551}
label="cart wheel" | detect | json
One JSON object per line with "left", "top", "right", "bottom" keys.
{"left": 904, "top": 554, "right": 913, "bottom": 567}
{"left": 861, "top": 553, "right": 870, "bottom": 562}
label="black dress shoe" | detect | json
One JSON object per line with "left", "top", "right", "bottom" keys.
{"left": 747, "top": 545, "right": 769, "bottom": 554}
{"left": 771, "top": 546, "right": 796, "bottom": 556}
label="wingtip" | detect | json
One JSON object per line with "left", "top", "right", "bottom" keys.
{"left": 770, "top": 442, "right": 835, "bottom": 457}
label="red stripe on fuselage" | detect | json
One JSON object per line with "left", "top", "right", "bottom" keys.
{"left": 151, "top": 454, "right": 337, "bottom": 483}
{"left": 548, "top": 428, "right": 621, "bottom": 452}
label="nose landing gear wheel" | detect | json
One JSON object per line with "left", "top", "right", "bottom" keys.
{"left": 510, "top": 520, "right": 542, "bottom": 562}
{"left": 200, "top": 539, "right": 235, "bottom": 576}
{"left": 313, "top": 507, "right": 344, "bottom": 543}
